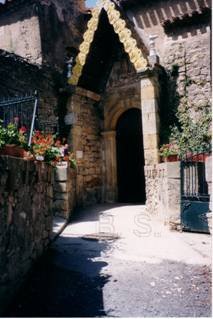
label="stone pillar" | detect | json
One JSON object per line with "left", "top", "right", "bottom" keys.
{"left": 53, "top": 165, "right": 76, "bottom": 220}
{"left": 205, "top": 156, "right": 212, "bottom": 211}
{"left": 102, "top": 130, "right": 117, "bottom": 202}
{"left": 140, "top": 77, "right": 160, "bottom": 165}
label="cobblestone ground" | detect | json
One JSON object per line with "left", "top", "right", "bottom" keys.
{"left": 5, "top": 204, "right": 212, "bottom": 317}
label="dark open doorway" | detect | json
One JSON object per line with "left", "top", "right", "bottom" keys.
{"left": 116, "top": 108, "right": 146, "bottom": 203}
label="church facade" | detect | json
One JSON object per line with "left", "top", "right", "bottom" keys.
{"left": 65, "top": 0, "right": 211, "bottom": 213}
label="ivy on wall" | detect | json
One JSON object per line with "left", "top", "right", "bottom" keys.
{"left": 170, "top": 99, "right": 211, "bottom": 155}
{"left": 160, "top": 45, "right": 212, "bottom": 156}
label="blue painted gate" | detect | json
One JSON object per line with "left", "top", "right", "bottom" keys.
{"left": 181, "top": 157, "right": 211, "bottom": 233}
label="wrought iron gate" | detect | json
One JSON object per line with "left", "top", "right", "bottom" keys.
{"left": 181, "top": 155, "right": 210, "bottom": 233}
{"left": 0, "top": 92, "right": 39, "bottom": 145}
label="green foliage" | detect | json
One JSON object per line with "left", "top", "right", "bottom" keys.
{"left": 5, "top": 123, "right": 19, "bottom": 145}
{"left": 159, "top": 143, "right": 178, "bottom": 158}
{"left": 69, "top": 157, "right": 77, "bottom": 169}
{"left": 44, "top": 147, "right": 61, "bottom": 163}
{"left": 170, "top": 101, "right": 212, "bottom": 156}
{"left": 0, "top": 122, "right": 29, "bottom": 149}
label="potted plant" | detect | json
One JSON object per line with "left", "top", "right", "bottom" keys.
{"left": 16, "top": 126, "right": 32, "bottom": 158}
{"left": 3, "top": 123, "right": 20, "bottom": 155}
{"left": 0, "top": 122, "right": 32, "bottom": 158}
{"left": 31, "top": 131, "right": 54, "bottom": 160}
{"left": 31, "top": 132, "right": 77, "bottom": 167}
{"left": 159, "top": 143, "right": 179, "bottom": 162}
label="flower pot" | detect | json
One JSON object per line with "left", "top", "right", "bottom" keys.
{"left": 0, "top": 144, "right": 18, "bottom": 156}
{"left": 35, "top": 155, "right": 44, "bottom": 161}
{"left": 163, "top": 154, "right": 179, "bottom": 162}
{"left": 16, "top": 148, "right": 32, "bottom": 159}
{"left": 0, "top": 145, "right": 31, "bottom": 159}
{"left": 191, "top": 153, "right": 209, "bottom": 162}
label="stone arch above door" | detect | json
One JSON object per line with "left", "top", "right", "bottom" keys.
{"left": 104, "top": 100, "right": 140, "bottom": 131}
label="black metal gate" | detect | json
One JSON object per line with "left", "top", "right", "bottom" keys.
{"left": 0, "top": 92, "right": 39, "bottom": 145}
{"left": 181, "top": 155, "right": 210, "bottom": 233}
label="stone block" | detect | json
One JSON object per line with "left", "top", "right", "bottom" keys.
{"left": 142, "top": 112, "right": 159, "bottom": 134}
{"left": 52, "top": 200, "right": 68, "bottom": 211}
{"left": 55, "top": 166, "right": 68, "bottom": 182}
{"left": 140, "top": 79, "right": 156, "bottom": 99}
{"left": 166, "top": 162, "right": 181, "bottom": 179}
{"left": 142, "top": 99, "right": 158, "bottom": 114}
{"left": 143, "top": 134, "right": 158, "bottom": 150}
{"left": 54, "top": 192, "right": 69, "bottom": 201}
{"left": 54, "top": 182, "right": 67, "bottom": 193}
{"left": 144, "top": 149, "right": 159, "bottom": 165}
{"left": 47, "top": 186, "right": 53, "bottom": 198}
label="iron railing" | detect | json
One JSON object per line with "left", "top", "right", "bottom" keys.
{"left": 181, "top": 153, "right": 210, "bottom": 201}
{"left": 0, "top": 92, "right": 39, "bottom": 146}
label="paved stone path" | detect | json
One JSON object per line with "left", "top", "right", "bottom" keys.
{"left": 5, "top": 204, "right": 212, "bottom": 317}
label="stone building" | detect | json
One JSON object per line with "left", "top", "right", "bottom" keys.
{"left": 0, "top": 0, "right": 211, "bottom": 220}
{"left": 0, "top": 0, "right": 89, "bottom": 129}
{"left": 0, "top": 0, "right": 87, "bottom": 67}
{"left": 65, "top": 0, "right": 211, "bottom": 210}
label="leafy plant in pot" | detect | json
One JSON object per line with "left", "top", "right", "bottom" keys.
{"left": 159, "top": 143, "right": 179, "bottom": 162}
{"left": 0, "top": 123, "right": 20, "bottom": 156}
{"left": 0, "top": 122, "right": 31, "bottom": 158}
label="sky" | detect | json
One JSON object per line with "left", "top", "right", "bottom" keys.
{"left": 86, "top": 0, "right": 97, "bottom": 7}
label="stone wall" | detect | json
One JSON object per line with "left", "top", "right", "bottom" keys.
{"left": 0, "top": 3, "right": 42, "bottom": 64}
{"left": 0, "top": 156, "right": 54, "bottom": 314}
{"left": 53, "top": 164, "right": 77, "bottom": 219}
{"left": 145, "top": 162, "right": 181, "bottom": 228}
{"left": 0, "top": 50, "right": 60, "bottom": 132}
{"left": 0, "top": 0, "right": 89, "bottom": 135}
{"left": 127, "top": 0, "right": 211, "bottom": 113}
{"left": 0, "top": 0, "right": 88, "bottom": 68}
{"left": 68, "top": 92, "right": 103, "bottom": 206}
{"left": 38, "top": 0, "right": 87, "bottom": 69}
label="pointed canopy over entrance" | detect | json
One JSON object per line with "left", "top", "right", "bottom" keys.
{"left": 68, "top": 0, "right": 148, "bottom": 91}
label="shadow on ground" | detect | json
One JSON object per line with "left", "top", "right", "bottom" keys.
{"left": 4, "top": 235, "right": 110, "bottom": 318}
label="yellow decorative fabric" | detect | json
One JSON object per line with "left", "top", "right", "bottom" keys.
{"left": 68, "top": 0, "right": 148, "bottom": 86}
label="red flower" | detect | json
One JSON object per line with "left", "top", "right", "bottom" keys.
{"left": 19, "top": 126, "right": 27, "bottom": 134}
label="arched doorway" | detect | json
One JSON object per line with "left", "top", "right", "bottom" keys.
{"left": 116, "top": 108, "right": 146, "bottom": 203}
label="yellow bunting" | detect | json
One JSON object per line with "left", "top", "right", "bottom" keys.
{"left": 68, "top": 5, "right": 101, "bottom": 85}
{"left": 68, "top": 0, "right": 148, "bottom": 86}
{"left": 103, "top": 0, "right": 147, "bottom": 71}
